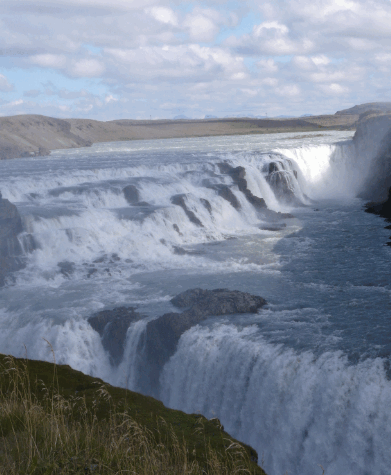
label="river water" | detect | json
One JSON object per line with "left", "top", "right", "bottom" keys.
{"left": 0, "top": 130, "right": 390, "bottom": 475}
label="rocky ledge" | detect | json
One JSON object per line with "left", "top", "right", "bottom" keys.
{"left": 0, "top": 192, "right": 25, "bottom": 285}
{"left": 88, "top": 288, "right": 267, "bottom": 396}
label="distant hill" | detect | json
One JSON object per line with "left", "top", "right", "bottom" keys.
{"left": 173, "top": 115, "right": 191, "bottom": 120}
{"left": 336, "top": 102, "right": 391, "bottom": 115}
{"left": 204, "top": 114, "right": 218, "bottom": 119}
{"left": 301, "top": 114, "right": 313, "bottom": 117}
{"left": 0, "top": 113, "right": 358, "bottom": 161}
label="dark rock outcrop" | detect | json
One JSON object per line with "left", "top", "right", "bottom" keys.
{"left": 0, "top": 192, "right": 25, "bottom": 285}
{"left": 171, "top": 288, "right": 266, "bottom": 313}
{"left": 123, "top": 185, "right": 139, "bottom": 205}
{"left": 216, "top": 185, "right": 241, "bottom": 209}
{"left": 265, "top": 161, "right": 300, "bottom": 205}
{"left": 200, "top": 198, "right": 212, "bottom": 214}
{"left": 171, "top": 194, "right": 204, "bottom": 227}
{"left": 218, "top": 163, "right": 294, "bottom": 219}
{"left": 141, "top": 288, "right": 267, "bottom": 395}
{"left": 218, "top": 164, "right": 267, "bottom": 210}
{"left": 365, "top": 187, "right": 391, "bottom": 219}
{"left": 88, "top": 307, "right": 144, "bottom": 365}
{"left": 365, "top": 187, "right": 391, "bottom": 246}
{"left": 87, "top": 288, "right": 267, "bottom": 396}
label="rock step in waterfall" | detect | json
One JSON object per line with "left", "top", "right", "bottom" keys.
{"left": 88, "top": 288, "right": 267, "bottom": 396}
{"left": 0, "top": 191, "right": 25, "bottom": 286}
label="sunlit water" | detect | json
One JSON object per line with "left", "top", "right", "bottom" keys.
{"left": 0, "top": 130, "right": 390, "bottom": 475}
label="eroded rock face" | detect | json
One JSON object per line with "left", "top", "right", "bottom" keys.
{"left": 171, "top": 194, "right": 204, "bottom": 227}
{"left": 217, "top": 163, "right": 294, "bottom": 219}
{"left": 88, "top": 288, "right": 267, "bottom": 396}
{"left": 0, "top": 192, "right": 25, "bottom": 286}
{"left": 141, "top": 289, "right": 267, "bottom": 395}
{"left": 171, "top": 288, "right": 266, "bottom": 314}
{"left": 123, "top": 185, "right": 140, "bottom": 205}
{"left": 88, "top": 307, "right": 144, "bottom": 365}
{"left": 365, "top": 187, "right": 391, "bottom": 219}
{"left": 264, "top": 161, "right": 301, "bottom": 205}
{"left": 218, "top": 164, "right": 267, "bottom": 210}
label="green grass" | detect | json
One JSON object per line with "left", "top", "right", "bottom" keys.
{"left": 0, "top": 353, "right": 266, "bottom": 475}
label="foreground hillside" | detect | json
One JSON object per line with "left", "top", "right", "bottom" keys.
{"left": 0, "top": 353, "right": 265, "bottom": 475}
{"left": 0, "top": 112, "right": 358, "bottom": 160}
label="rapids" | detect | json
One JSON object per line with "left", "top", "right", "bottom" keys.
{"left": 0, "top": 127, "right": 390, "bottom": 475}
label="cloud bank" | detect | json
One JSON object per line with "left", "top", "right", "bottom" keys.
{"left": 1, "top": 0, "right": 391, "bottom": 119}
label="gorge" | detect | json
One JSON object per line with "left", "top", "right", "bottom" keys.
{"left": 0, "top": 113, "right": 391, "bottom": 475}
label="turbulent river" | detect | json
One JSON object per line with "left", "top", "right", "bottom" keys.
{"left": 1, "top": 129, "right": 391, "bottom": 475}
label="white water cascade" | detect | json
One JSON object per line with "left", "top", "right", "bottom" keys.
{"left": 1, "top": 126, "right": 391, "bottom": 475}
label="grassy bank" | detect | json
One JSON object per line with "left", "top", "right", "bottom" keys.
{"left": 0, "top": 353, "right": 266, "bottom": 474}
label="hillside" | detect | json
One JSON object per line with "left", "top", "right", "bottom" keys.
{"left": 0, "top": 353, "right": 265, "bottom": 474}
{"left": 0, "top": 112, "right": 359, "bottom": 161}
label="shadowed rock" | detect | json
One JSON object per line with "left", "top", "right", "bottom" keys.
{"left": 141, "top": 288, "right": 267, "bottom": 395}
{"left": 171, "top": 194, "right": 203, "bottom": 227}
{"left": 88, "top": 307, "right": 144, "bottom": 366}
{"left": 218, "top": 163, "right": 294, "bottom": 219}
{"left": 200, "top": 198, "right": 212, "bottom": 214}
{"left": 265, "top": 161, "right": 300, "bottom": 205}
{"left": 0, "top": 191, "right": 25, "bottom": 285}
{"left": 123, "top": 185, "right": 139, "bottom": 205}
{"left": 218, "top": 163, "right": 267, "bottom": 209}
{"left": 217, "top": 185, "right": 241, "bottom": 209}
{"left": 365, "top": 187, "right": 391, "bottom": 246}
{"left": 365, "top": 187, "right": 391, "bottom": 219}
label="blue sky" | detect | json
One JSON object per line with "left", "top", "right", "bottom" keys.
{"left": 1, "top": 0, "right": 391, "bottom": 120}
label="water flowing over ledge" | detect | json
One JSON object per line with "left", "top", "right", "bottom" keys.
{"left": 1, "top": 124, "right": 391, "bottom": 475}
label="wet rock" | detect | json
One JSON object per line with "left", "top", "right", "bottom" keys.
{"left": 265, "top": 161, "right": 299, "bottom": 204}
{"left": 217, "top": 163, "right": 267, "bottom": 210}
{"left": 171, "top": 288, "right": 267, "bottom": 314}
{"left": 259, "top": 224, "right": 287, "bottom": 231}
{"left": 123, "top": 185, "right": 139, "bottom": 204}
{"left": 172, "top": 224, "right": 182, "bottom": 235}
{"left": 365, "top": 187, "right": 391, "bottom": 246}
{"left": 58, "top": 261, "right": 75, "bottom": 277}
{"left": 217, "top": 185, "right": 241, "bottom": 210}
{"left": 171, "top": 194, "right": 204, "bottom": 227}
{"left": 88, "top": 307, "right": 144, "bottom": 365}
{"left": 200, "top": 198, "right": 212, "bottom": 214}
{"left": 19, "top": 233, "right": 38, "bottom": 253}
{"left": 365, "top": 186, "right": 391, "bottom": 220}
{"left": 0, "top": 192, "right": 25, "bottom": 286}
{"left": 141, "top": 288, "right": 267, "bottom": 395}
{"left": 173, "top": 246, "right": 203, "bottom": 256}
{"left": 87, "top": 268, "right": 98, "bottom": 278}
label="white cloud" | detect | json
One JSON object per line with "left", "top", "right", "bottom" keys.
{"left": 253, "top": 21, "right": 289, "bottom": 36}
{"left": 146, "top": 6, "right": 178, "bottom": 26}
{"left": 105, "top": 94, "right": 118, "bottom": 104}
{"left": 184, "top": 14, "right": 219, "bottom": 42}
{"left": 319, "top": 83, "right": 349, "bottom": 95}
{"left": 1, "top": 0, "right": 391, "bottom": 119}
{"left": 29, "top": 54, "right": 67, "bottom": 69}
{"left": 70, "top": 59, "right": 106, "bottom": 77}
{"left": 0, "top": 74, "right": 14, "bottom": 92}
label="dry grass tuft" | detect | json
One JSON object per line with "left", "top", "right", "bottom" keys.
{"left": 0, "top": 355, "right": 263, "bottom": 474}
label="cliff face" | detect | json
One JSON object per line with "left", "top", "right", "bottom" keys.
{"left": 0, "top": 192, "right": 24, "bottom": 285}
{"left": 353, "top": 114, "right": 391, "bottom": 201}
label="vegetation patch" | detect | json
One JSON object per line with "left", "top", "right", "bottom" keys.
{"left": 0, "top": 352, "right": 266, "bottom": 475}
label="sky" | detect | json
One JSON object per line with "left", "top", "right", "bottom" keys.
{"left": 1, "top": 0, "right": 391, "bottom": 120}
